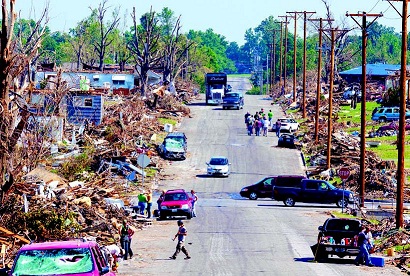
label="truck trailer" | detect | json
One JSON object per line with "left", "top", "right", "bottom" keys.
{"left": 205, "top": 73, "right": 227, "bottom": 105}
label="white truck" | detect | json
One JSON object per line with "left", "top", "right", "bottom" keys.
{"left": 205, "top": 73, "right": 227, "bottom": 105}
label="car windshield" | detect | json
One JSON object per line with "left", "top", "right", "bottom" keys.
{"left": 164, "top": 193, "right": 187, "bottom": 201}
{"left": 225, "top": 93, "right": 239, "bottom": 98}
{"left": 12, "top": 248, "right": 93, "bottom": 275}
{"left": 209, "top": 158, "right": 228, "bottom": 165}
{"left": 164, "top": 138, "right": 183, "bottom": 148}
{"left": 326, "top": 220, "right": 360, "bottom": 232}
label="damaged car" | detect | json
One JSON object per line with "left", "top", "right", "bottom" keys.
{"left": 158, "top": 132, "right": 187, "bottom": 160}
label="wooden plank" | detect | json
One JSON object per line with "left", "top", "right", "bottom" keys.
{"left": 0, "top": 226, "right": 30, "bottom": 244}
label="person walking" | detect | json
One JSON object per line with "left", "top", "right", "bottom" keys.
{"left": 262, "top": 116, "right": 269, "bottom": 137}
{"left": 246, "top": 115, "right": 254, "bottom": 136}
{"left": 254, "top": 118, "right": 261, "bottom": 136}
{"left": 267, "top": 110, "right": 273, "bottom": 123}
{"left": 355, "top": 226, "right": 374, "bottom": 267}
{"left": 170, "top": 220, "right": 191, "bottom": 260}
{"left": 157, "top": 190, "right": 166, "bottom": 210}
{"left": 275, "top": 119, "right": 281, "bottom": 137}
{"left": 190, "top": 190, "right": 198, "bottom": 217}
{"left": 119, "top": 220, "right": 133, "bottom": 260}
{"left": 146, "top": 190, "right": 153, "bottom": 219}
{"left": 137, "top": 192, "right": 147, "bottom": 216}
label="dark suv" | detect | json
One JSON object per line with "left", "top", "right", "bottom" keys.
{"left": 240, "top": 175, "right": 306, "bottom": 200}
{"left": 160, "top": 189, "right": 193, "bottom": 220}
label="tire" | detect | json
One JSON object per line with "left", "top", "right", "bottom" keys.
{"left": 378, "top": 117, "right": 386, "bottom": 123}
{"left": 249, "top": 192, "right": 258, "bottom": 200}
{"left": 160, "top": 213, "right": 167, "bottom": 220}
{"left": 187, "top": 212, "right": 192, "bottom": 219}
{"left": 284, "top": 197, "right": 295, "bottom": 207}
{"left": 337, "top": 198, "right": 348, "bottom": 208}
{"left": 237, "top": 106, "right": 240, "bottom": 110}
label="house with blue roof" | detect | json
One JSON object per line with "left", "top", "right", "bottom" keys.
{"left": 339, "top": 64, "right": 400, "bottom": 84}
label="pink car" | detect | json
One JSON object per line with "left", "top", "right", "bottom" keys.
{"left": 159, "top": 189, "right": 193, "bottom": 220}
{"left": 10, "top": 240, "right": 115, "bottom": 276}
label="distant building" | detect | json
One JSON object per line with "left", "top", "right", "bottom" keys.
{"left": 339, "top": 64, "right": 400, "bottom": 84}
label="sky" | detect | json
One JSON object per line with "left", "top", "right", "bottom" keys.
{"left": 17, "top": 0, "right": 405, "bottom": 46}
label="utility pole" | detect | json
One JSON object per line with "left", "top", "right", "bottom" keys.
{"left": 270, "top": 29, "right": 281, "bottom": 91}
{"left": 279, "top": 21, "right": 284, "bottom": 90}
{"left": 386, "top": 0, "right": 408, "bottom": 229}
{"left": 279, "top": 16, "right": 290, "bottom": 93}
{"left": 322, "top": 28, "right": 348, "bottom": 170}
{"left": 309, "top": 18, "right": 334, "bottom": 143}
{"left": 346, "top": 11, "right": 382, "bottom": 208}
{"left": 287, "top": 12, "right": 298, "bottom": 102}
{"left": 301, "top": 12, "right": 316, "bottom": 118}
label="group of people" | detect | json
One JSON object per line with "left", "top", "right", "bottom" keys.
{"left": 136, "top": 190, "right": 153, "bottom": 218}
{"left": 355, "top": 225, "right": 375, "bottom": 267}
{"left": 103, "top": 189, "right": 197, "bottom": 272}
{"left": 244, "top": 108, "right": 273, "bottom": 137}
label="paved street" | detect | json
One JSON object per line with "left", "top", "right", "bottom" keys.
{"left": 117, "top": 77, "right": 402, "bottom": 276}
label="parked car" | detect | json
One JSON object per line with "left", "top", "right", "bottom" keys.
{"left": 277, "top": 134, "right": 296, "bottom": 148}
{"left": 206, "top": 156, "right": 231, "bottom": 177}
{"left": 240, "top": 175, "right": 306, "bottom": 200}
{"left": 273, "top": 178, "right": 354, "bottom": 207}
{"left": 273, "top": 118, "right": 299, "bottom": 132}
{"left": 222, "top": 92, "right": 244, "bottom": 110}
{"left": 342, "top": 84, "right": 362, "bottom": 101}
{"left": 10, "top": 239, "right": 114, "bottom": 276}
{"left": 158, "top": 132, "right": 187, "bottom": 160}
{"left": 159, "top": 189, "right": 193, "bottom": 220}
{"left": 371, "top": 106, "right": 410, "bottom": 122}
{"left": 313, "top": 218, "right": 362, "bottom": 261}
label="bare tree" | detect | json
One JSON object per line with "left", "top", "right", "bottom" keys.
{"left": 129, "top": 7, "right": 161, "bottom": 96}
{"left": 0, "top": 0, "right": 49, "bottom": 202}
{"left": 162, "top": 15, "right": 194, "bottom": 83}
{"left": 321, "top": 0, "right": 352, "bottom": 84}
{"left": 69, "top": 18, "right": 91, "bottom": 71}
{"left": 92, "top": 0, "right": 120, "bottom": 71}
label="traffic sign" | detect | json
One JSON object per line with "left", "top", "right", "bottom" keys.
{"left": 137, "top": 154, "right": 150, "bottom": 168}
{"left": 338, "top": 168, "right": 350, "bottom": 180}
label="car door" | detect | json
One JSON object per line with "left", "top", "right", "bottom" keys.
{"left": 302, "top": 180, "right": 321, "bottom": 203}
{"left": 384, "top": 108, "right": 393, "bottom": 120}
{"left": 260, "top": 177, "right": 275, "bottom": 198}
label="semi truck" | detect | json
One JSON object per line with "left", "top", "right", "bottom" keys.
{"left": 205, "top": 73, "right": 227, "bottom": 105}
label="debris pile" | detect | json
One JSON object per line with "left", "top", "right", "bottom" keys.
{"left": 0, "top": 79, "right": 199, "bottom": 268}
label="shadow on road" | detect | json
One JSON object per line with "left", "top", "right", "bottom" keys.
{"left": 294, "top": 256, "right": 356, "bottom": 265}
{"left": 256, "top": 204, "right": 344, "bottom": 209}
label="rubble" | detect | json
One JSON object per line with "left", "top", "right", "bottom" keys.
{"left": 0, "top": 78, "right": 199, "bottom": 268}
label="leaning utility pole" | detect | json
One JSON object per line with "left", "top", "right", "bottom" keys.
{"left": 386, "top": 0, "right": 408, "bottom": 229}
{"left": 309, "top": 18, "right": 334, "bottom": 143}
{"left": 346, "top": 11, "right": 382, "bottom": 208}
{"left": 322, "top": 28, "right": 348, "bottom": 170}
{"left": 287, "top": 12, "right": 298, "bottom": 102}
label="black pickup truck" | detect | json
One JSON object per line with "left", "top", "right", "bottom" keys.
{"left": 272, "top": 178, "right": 354, "bottom": 207}
{"left": 312, "top": 218, "right": 361, "bottom": 260}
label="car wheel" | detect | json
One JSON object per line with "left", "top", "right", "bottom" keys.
{"left": 337, "top": 198, "right": 348, "bottom": 208}
{"left": 284, "top": 197, "right": 295, "bottom": 207}
{"left": 249, "top": 192, "right": 258, "bottom": 200}
{"left": 379, "top": 117, "right": 386, "bottom": 123}
{"left": 187, "top": 212, "right": 192, "bottom": 220}
{"left": 160, "top": 213, "right": 167, "bottom": 220}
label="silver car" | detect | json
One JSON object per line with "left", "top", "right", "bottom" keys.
{"left": 206, "top": 156, "right": 231, "bottom": 177}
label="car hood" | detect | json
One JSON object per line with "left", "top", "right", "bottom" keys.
{"left": 208, "top": 165, "right": 229, "bottom": 170}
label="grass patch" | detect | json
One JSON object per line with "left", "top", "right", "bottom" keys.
{"left": 158, "top": 117, "right": 177, "bottom": 126}
{"left": 228, "top": 74, "right": 251, "bottom": 78}
{"left": 336, "top": 101, "right": 410, "bottom": 168}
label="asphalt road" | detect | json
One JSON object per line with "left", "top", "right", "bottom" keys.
{"left": 117, "top": 77, "right": 402, "bottom": 276}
